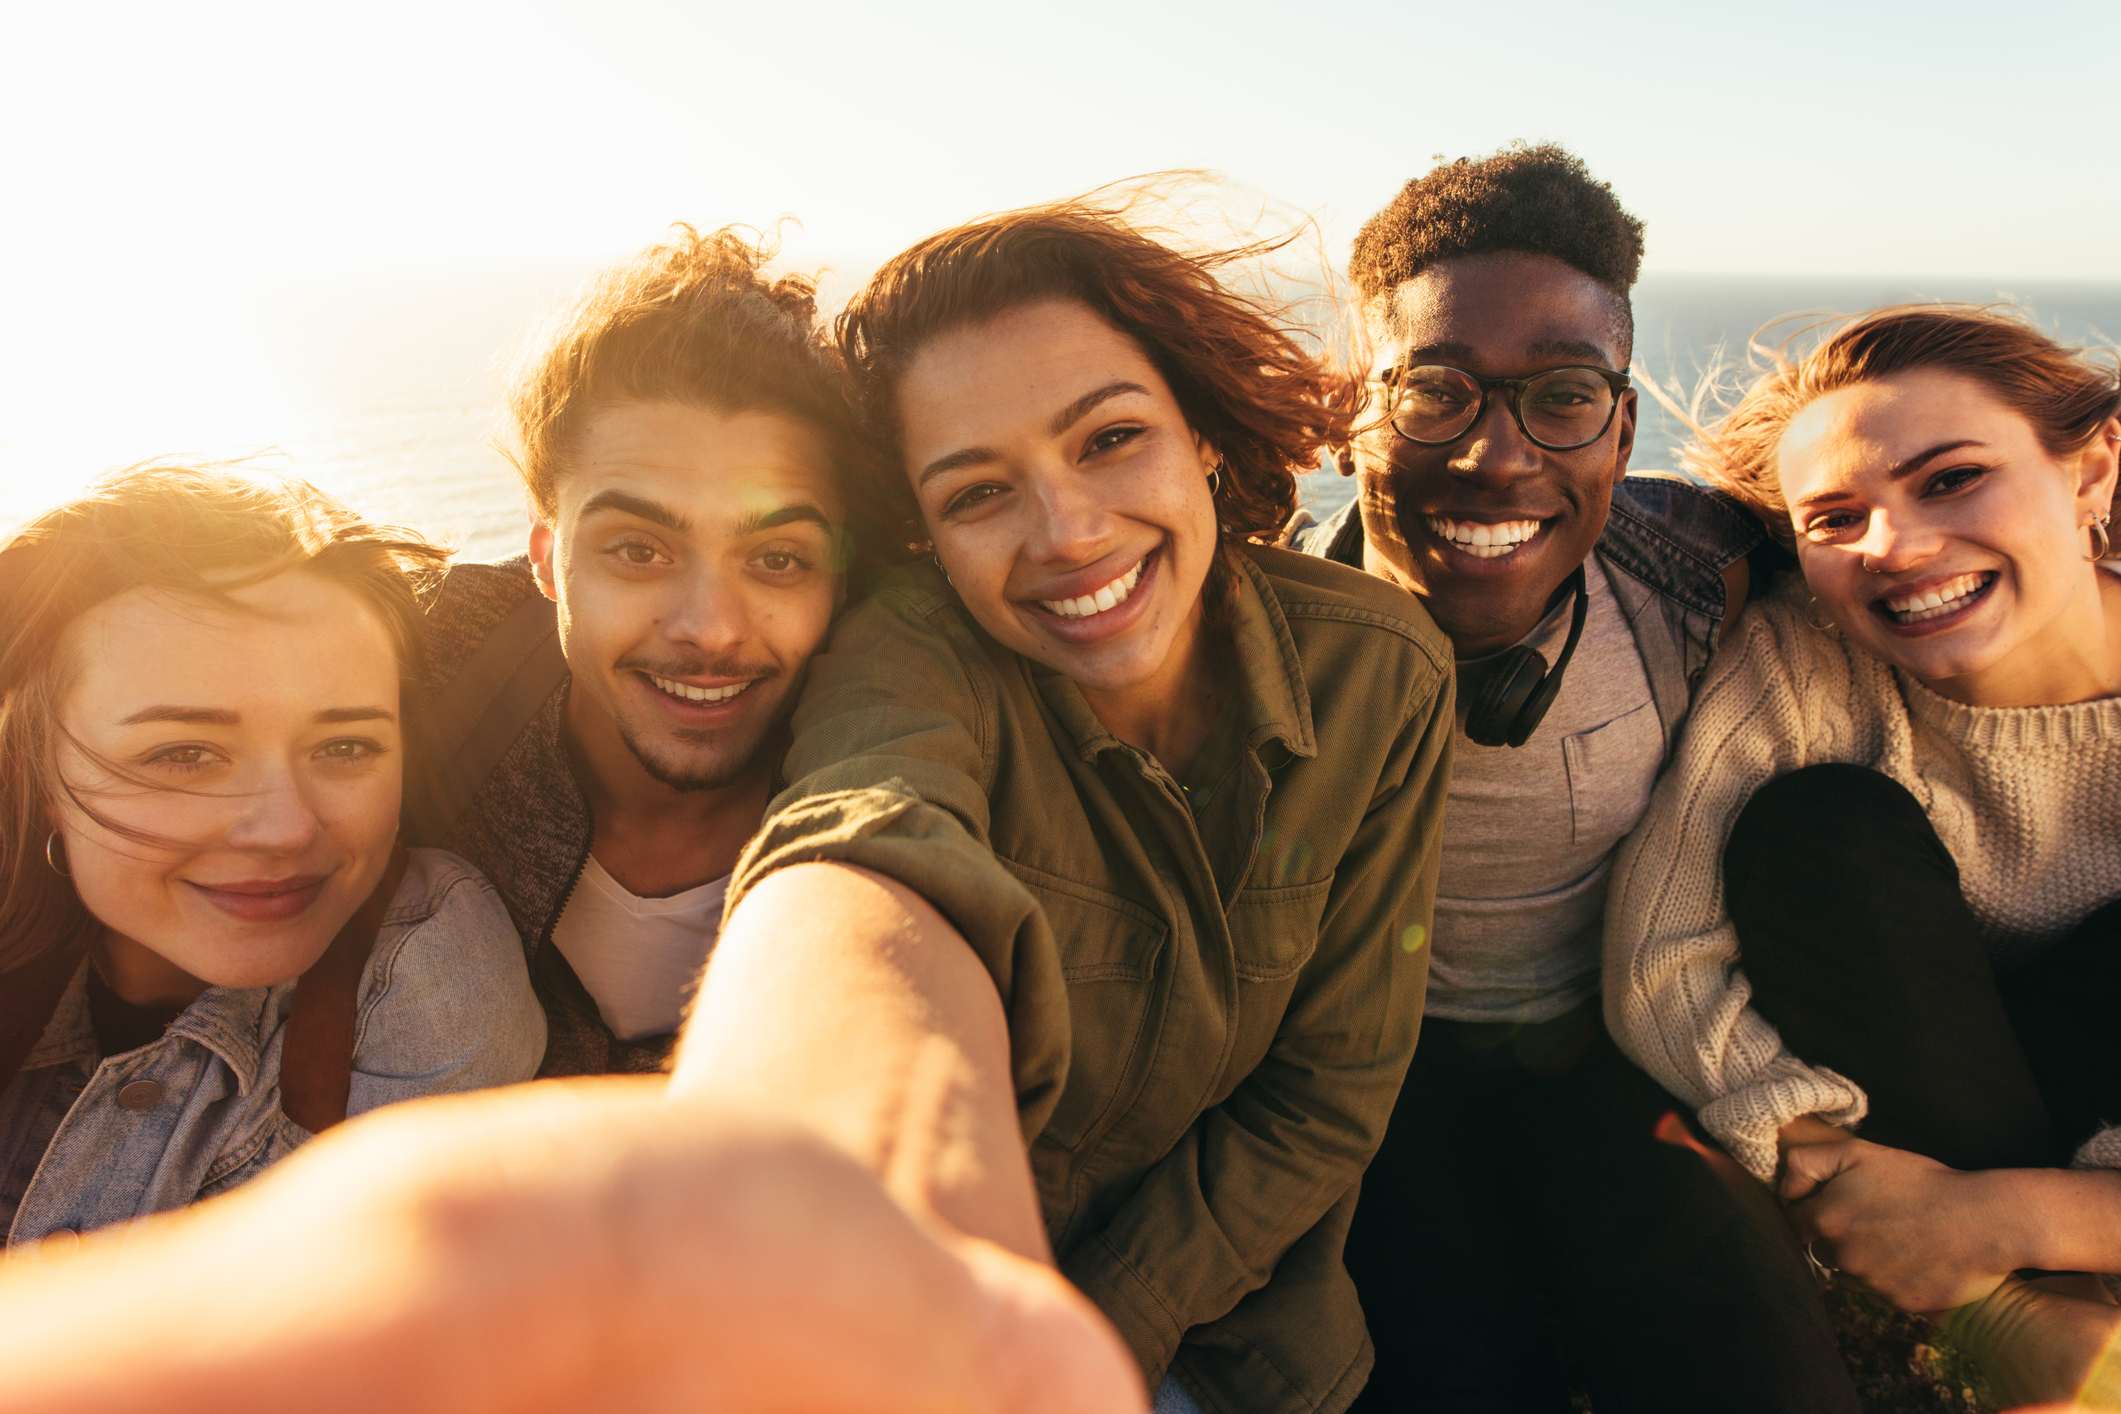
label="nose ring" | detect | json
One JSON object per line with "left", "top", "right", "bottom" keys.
{"left": 1861, "top": 556, "right": 1883, "bottom": 574}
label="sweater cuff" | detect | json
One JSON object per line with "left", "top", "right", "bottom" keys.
{"left": 1700, "top": 1062, "right": 1867, "bottom": 1182}
{"left": 2073, "top": 1125, "right": 2121, "bottom": 1172}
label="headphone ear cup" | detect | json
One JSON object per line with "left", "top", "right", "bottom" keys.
{"left": 1463, "top": 646, "right": 1549, "bottom": 748}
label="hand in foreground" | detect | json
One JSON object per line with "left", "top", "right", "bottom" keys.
{"left": 0, "top": 1078, "right": 1145, "bottom": 1414}
{"left": 1781, "top": 1134, "right": 2015, "bottom": 1313}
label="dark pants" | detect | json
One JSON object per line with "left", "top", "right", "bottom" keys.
{"left": 1346, "top": 1000, "right": 1859, "bottom": 1414}
{"left": 1725, "top": 762, "right": 2121, "bottom": 1172}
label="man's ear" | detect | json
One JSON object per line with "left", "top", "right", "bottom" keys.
{"left": 527, "top": 515, "right": 561, "bottom": 604}
{"left": 1610, "top": 386, "right": 1639, "bottom": 484}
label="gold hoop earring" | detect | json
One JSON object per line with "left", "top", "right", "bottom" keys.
{"left": 1805, "top": 595, "right": 1838, "bottom": 633}
{"left": 45, "top": 832, "right": 70, "bottom": 877}
{"left": 931, "top": 554, "right": 952, "bottom": 587}
{"left": 2087, "top": 514, "right": 2112, "bottom": 563}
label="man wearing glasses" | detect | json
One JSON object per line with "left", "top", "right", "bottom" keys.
{"left": 1292, "top": 145, "right": 1862, "bottom": 1412}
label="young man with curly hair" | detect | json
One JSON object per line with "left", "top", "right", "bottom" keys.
{"left": 409, "top": 225, "right": 863, "bottom": 1075}
{"left": 1291, "top": 144, "right": 1862, "bottom": 1411}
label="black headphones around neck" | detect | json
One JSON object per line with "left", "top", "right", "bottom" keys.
{"left": 1463, "top": 565, "right": 1590, "bottom": 749}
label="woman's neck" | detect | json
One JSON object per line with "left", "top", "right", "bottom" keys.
{"left": 1925, "top": 567, "right": 2121, "bottom": 709}
{"left": 89, "top": 929, "right": 210, "bottom": 1010}
{"left": 1078, "top": 599, "right": 1232, "bottom": 784}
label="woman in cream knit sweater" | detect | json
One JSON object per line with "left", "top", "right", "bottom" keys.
{"left": 1605, "top": 305, "right": 2121, "bottom": 1409}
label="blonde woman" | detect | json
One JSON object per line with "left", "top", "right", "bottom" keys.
{"left": 1606, "top": 307, "right": 2121, "bottom": 1408}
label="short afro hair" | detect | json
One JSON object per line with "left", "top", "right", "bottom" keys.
{"left": 1350, "top": 142, "right": 1645, "bottom": 346}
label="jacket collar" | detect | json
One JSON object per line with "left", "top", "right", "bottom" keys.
{"left": 1034, "top": 549, "right": 1317, "bottom": 769}
{"left": 23, "top": 959, "right": 280, "bottom": 1095}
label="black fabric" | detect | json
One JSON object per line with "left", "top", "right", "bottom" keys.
{"left": 1726, "top": 762, "right": 2121, "bottom": 1171}
{"left": 1347, "top": 1002, "right": 1858, "bottom": 1414}
{"left": 85, "top": 969, "right": 183, "bottom": 1058}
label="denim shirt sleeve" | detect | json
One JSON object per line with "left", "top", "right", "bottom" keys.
{"left": 345, "top": 847, "right": 546, "bottom": 1115}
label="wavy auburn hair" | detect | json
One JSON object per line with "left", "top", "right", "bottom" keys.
{"left": 1686, "top": 304, "right": 2121, "bottom": 543}
{"left": 0, "top": 463, "right": 448, "bottom": 974}
{"left": 835, "top": 190, "right": 1359, "bottom": 570}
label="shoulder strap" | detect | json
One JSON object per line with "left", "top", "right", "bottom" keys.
{"left": 405, "top": 591, "right": 567, "bottom": 847}
{"left": 281, "top": 844, "right": 411, "bottom": 1134}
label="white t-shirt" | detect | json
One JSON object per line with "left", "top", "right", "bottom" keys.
{"left": 549, "top": 854, "right": 729, "bottom": 1043}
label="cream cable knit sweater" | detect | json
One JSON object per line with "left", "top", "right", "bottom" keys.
{"left": 1605, "top": 574, "right": 2121, "bottom": 1182}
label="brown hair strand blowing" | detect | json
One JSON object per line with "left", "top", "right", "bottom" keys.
{"left": 0, "top": 463, "right": 448, "bottom": 975}
{"left": 834, "top": 185, "right": 1360, "bottom": 598}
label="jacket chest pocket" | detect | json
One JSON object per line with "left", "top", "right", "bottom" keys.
{"left": 1227, "top": 876, "right": 1333, "bottom": 984}
{"left": 1015, "top": 867, "right": 1167, "bottom": 1153}
{"left": 1562, "top": 700, "right": 1664, "bottom": 849}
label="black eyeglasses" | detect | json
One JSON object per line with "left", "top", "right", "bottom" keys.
{"left": 1376, "top": 364, "right": 1631, "bottom": 452}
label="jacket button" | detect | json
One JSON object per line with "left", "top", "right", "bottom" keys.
{"left": 116, "top": 1080, "right": 164, "bottom": 1110}
{"left": 39, "top": 1229, "right": 80, "bottom": 1256}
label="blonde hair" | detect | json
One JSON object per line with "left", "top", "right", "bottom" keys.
{"left": 1685, "top": 304, "right": 2121, "bottom": 542}
{"left": 0, "top": 463, "right": 447, "bottom": 973}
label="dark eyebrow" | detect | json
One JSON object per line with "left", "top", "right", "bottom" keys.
{"left": 732, "top": 502, "right": 835, "bottom": 538}
{"left": 118, "top": 706, "right": 239, "bottom": 726}
{"left": 1525, "top": 339, "right": 1616, "bottom": 365}
{"left": 577, "top": 489, "right": 690, "bottom": 533}
{"left": 315, "top": 707, "right": 396, "bottom": 725}
{"left": 1794, "top": 440, "right": 1990, "bottom": 508}
{"left": 1393, "top": 340, "right": 1614, "bottom": 370}
{"left": 915, "top": 380, "right": 1154, "bottom": 489}
{"left": 116, "top": 705, "right": 396, "bottom": 727}
{"left": 1398, "top": 341, "right": 1477, "bottom": 368}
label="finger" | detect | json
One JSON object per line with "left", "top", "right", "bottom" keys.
{"left": 1779, "top": 1141, "right": 1855, "bottom": 1202}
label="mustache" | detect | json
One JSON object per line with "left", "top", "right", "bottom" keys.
{"left": 616, "top": 654, "right": 783, "bottom": 685}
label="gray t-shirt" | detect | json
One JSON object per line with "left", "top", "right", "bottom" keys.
{"left": 1425, "top": 554, "right": 1665, "bottom": 1024}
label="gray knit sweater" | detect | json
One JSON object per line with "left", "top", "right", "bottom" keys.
{"left": 1605, "top": 573, "right": 2121, "bottom": 1181}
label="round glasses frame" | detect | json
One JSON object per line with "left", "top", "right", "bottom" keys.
{"left": 1376, "top": 364, "right": 1633, "bottom": 452}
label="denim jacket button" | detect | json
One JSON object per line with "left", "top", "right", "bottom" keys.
{"left": 116, "top": 1080, "right": 164, "bottom": 1111}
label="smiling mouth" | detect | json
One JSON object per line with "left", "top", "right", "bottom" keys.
{"left": 1881, "top": 571, "right": 1997, "bottom": 625}
{"left": 1426, "top": 515, "right": 1544, "bottom": 559}
{"left": 1039, "top": 556, "right": 1147, "bottom": 620}
{"left": 645, "top": 672, "right": 755, "bottom": 704}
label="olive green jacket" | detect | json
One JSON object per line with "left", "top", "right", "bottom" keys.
{"left": 727, "top": 545, "right": 1454, "bottom": 1414}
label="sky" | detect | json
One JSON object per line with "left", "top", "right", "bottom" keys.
{"left": 7, "top": 0, "right": 2117, "bottom": 285}
{"left": 1, "top": 0, "right": 2116, "bottom": 533}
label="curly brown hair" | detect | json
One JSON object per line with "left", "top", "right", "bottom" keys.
{"left": 835, "top": 192, "right": 1359, "bottom": 573}
{"left": 506, "top": 224, "right": 875, "bottom": 550}
{"left": 1688, "top": 303, "right": 2121, "bottom": 544}
{"left": 1349, "top": 142, "right": 1644, "bottom": 355}
{"left": 0, "top": 463, "right": 448, "bottom": 975}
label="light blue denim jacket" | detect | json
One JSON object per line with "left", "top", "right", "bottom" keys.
{"left": 1, "top": 847, "right": 545, "bottom": 1249}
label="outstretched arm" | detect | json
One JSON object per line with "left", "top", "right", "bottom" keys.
{"left": 671, "top": 860, "right": 1050, "bottom": 1262}
{"left": 0, "top": 1080, "right": 1140, "bottom": 1414}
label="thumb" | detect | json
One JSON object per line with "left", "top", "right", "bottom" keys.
{"left": 1780, "top": 1140, "right": 1855, "bottom": 1203}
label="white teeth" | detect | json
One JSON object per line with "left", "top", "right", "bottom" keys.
{"left": 1885, "top": 572, "right": 1993, "bottom": 624}
{"left": 1040, "top": 559, "right": 1145, "bottom": 620}
{"left": 1427, "top": 515, "right": 1543, "bottom": 559}
{"left": 647, "top": 673, "right": 753, "bottom": 704}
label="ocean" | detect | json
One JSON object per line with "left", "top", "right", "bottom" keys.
{"left": 3, "top": 266, "right": 2117, "bottom": 559}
